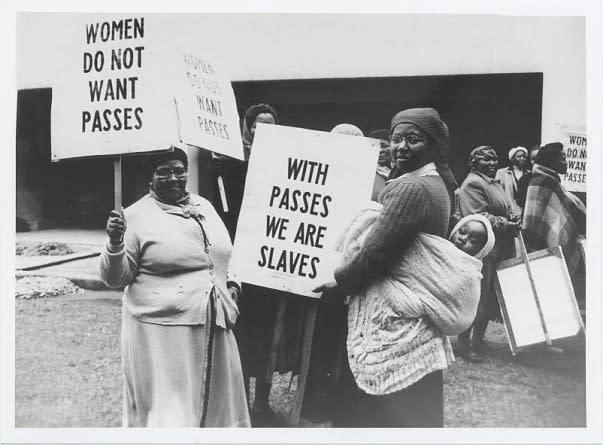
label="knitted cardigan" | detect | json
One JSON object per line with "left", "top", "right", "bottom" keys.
{"left": 98, "top": 193, "right": 240, "bottom": 327}
{"left": 335, "top": 171, "right": 453, "bottom": 395}
{"left": 337, "top": 204, "right": 482, "bottom": 336}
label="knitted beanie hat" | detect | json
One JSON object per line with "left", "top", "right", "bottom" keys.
{"left": 449, "top": 213, "right": 496, "bottom": 260}
{"left": 390, "top": 108, "right": 450, "bottom": 158}
{"left": 331, "top": 123, "right": 364, "bottom": 136}
{"left": 145, "top": 146, "right": 188, "bottom": 180}
{"left": 508, "top": 146, "right": 528, "bottom": 161}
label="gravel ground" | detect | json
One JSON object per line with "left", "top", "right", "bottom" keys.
{"left": 15, "top": 276, "right": 83, "bottom": 300}
{"left": 16, "top": 241, "right": 75, "bottom": 256}
{"left": 15, "top": 290, "right": 586, "bottom": 428}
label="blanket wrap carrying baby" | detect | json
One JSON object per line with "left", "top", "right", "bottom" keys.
{"left": 337, "top": 202, "right": 484, "bottom": 394}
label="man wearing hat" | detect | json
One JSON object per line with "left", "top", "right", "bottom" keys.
{"left": 495, "top": 146, "right": 530, "bottom": 214}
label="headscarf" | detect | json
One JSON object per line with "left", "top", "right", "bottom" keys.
{"left": 389, "top": 107, "right": 458, "bottom": 196}
{"left": 533, "top": 142, "right": 564, "bottom": 168}
{"left": 241, "top": 104, "right": 279, "bottom": 156}
{"left": 144, "top": 146, "right": 188, "bottom": 180}
{"left": 368, "top": 129, "right": 390, "bottom": 141}
{"left": 468, "top": 145, "right": 497, "bottom": 171}
{"left": 331, "top": 123, "right": 364, "bottom": 136}
{"left": 449, "top": 214, "right": 496, "bottom": 260}
{"left": 508, "top": 146, "right": 528, "bottom": 161}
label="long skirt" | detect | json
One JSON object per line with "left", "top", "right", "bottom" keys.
{"left": 332, "top": 332, "right": 443, "bottom": 427}
{"left": 121, "top": 309, "right": 250, "bottom": 427}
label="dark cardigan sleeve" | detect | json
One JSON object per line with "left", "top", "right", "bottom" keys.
{"left": 334, "top": 180, "right": 427, "bottom": 294}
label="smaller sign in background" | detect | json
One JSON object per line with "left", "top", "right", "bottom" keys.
{"left": 559, "top": 125, "right": 586, "bottom": 193}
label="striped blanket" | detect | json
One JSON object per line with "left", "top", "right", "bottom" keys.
{"left": 522, "top": 164, "right": 586, "bottom": 275}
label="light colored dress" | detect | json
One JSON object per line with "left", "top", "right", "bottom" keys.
{"left": 99, "top": 192, "right": 250, "bottom": 427}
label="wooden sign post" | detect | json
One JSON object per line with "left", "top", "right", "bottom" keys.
{"left": 113, "top": 157, "right": 123, "bottom": 211}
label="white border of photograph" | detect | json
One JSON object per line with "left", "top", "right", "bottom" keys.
{"left": 1, "top": 0, "right": 601, "bottom": 443}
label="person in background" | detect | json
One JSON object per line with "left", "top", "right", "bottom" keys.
{"left": 495, "top": 146, "right": 529, "bottom": 215}
{"left": 214, "top": 103, "right": 303, "bottom": 426}
{"left": 522, "top": 142, "right": 586, "bottom": 279}
{"left": 368, "top": 129, "right": 392, "bottom": 201}
{"left": 98, "top": 147, "right": 249, "bottom": 427}
{"left": 314, "top": 107, "right": 458, "bottom": 427}
{"left": 516, "top": 145, "right": 541, "bottom": 209}
{"left": 456, "top": 146, "right": 520, "bottom": 363}
{"left": 331, "top": 123, "right": 364, "bottom": 136}
{"left": 210, "top": 103, "right": 279, "bottom": 240}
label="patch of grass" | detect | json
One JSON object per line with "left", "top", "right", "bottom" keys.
{"left": 15, "top": 291, "right": 586, "bottom": 428}
{"left": 16, "top": 292, "right": 122, "bottom": 427}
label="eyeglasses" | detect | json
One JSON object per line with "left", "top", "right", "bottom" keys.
{"left": 154, "top": 167, "right": 188, "bottom": 179}
{"left": 390, "top": 134, "right": 425, "bottom": 145}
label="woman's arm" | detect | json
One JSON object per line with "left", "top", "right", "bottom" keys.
{"left": 333, "top": 181, "right": 427, "bottom": 295}
{"left": 98, "top": 211, "right": 140, "bottom": 288}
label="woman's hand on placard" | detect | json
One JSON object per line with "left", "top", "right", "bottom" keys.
{"left": 211, "top": 154, "right": 226, "bottom": 176}
{"left": 106, "top": 209, "right": 126, "bottom": 245}
{"left": 312, "top": 280, "right": 340, "bottom": 295}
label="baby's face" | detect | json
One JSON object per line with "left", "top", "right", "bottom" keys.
{"left": 450, "top": 221, "right": 488, "bottom": 256}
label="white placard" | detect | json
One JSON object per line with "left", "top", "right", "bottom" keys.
{"left": 173, "top": 52, "right": 244, "bottom": 160}
{"left": 230, "top": 124, "right": 379, "bottom": 298}
{"left": 496, "top": 247, "right": 583, "bottom": 350}
{"left": 559, "top": 125, "right": 587, "bottom": 193}
{"left": 51, "top": 15, "right": 180, "bottom": 160}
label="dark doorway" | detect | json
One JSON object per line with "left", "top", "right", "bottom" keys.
{"left": 233, "top": 73, "right": 543, "bottom": 181}
{"left": 16, "top": 73, "right": 543, "bottom": 230}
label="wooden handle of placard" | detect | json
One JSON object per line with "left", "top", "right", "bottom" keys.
{"left": 265, "top": 298, "right": 286, "bottom": 384}
{"left": 291, "top": 300, "right": 318, "bottom": 425}
{"left": 217, "top": 175, "right": 229, "bottom": 213}
{"left": 517, "top": 231, "right": 552, "bottom": 345}
{"left": 114, "top": 157, "right": 122, "bottom": 210}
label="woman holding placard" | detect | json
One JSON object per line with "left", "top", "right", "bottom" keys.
{"left": 522, "top": 142, "right": 586, "bottom": 282}
{"left": 315, "top": 107, "right": 458, "bottom": 427}
{"left": 212, "top": 103, "right": 304, "bottom": 425}
{"left": 98, "top": 147, "right": 250, "bottom": 427}
{"left": 456, "top": 145, "right": 520, "bottom": 363}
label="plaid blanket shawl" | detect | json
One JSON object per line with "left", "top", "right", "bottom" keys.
{"left": 522, "top": 164, "right": 586, "bottom": 275}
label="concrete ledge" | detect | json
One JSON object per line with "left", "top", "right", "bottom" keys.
{"left": 15, "top": 270, "right": 117, "bottom": 291}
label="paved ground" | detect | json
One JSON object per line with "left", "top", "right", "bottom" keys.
{"left": 16, "top": 229, "right": 106, "bottom": 247}
{"left": 15, "top": 229, "right": 107, "bottom": 289}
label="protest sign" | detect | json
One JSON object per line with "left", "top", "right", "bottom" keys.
{"left": 495, "top": 246, "right": 584, "bottom": 353}
{"left": 51, "top": 15, "right": 180, "bottom": 160}
{"left": 559, "top": 125, "right": 587, "bottom": 193}
{"left": 230, "top": 124, "right": 379, "bottom": 297}
{"left": 173, "top": 52, "right": 244, "bottom": 160}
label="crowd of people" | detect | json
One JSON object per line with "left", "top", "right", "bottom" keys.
{"left": 98, "top": 104, "right": 586, "bottom": 428}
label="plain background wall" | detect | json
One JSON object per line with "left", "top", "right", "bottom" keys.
{"left": 16, "top": 13, "right": 585, "bottom": 147}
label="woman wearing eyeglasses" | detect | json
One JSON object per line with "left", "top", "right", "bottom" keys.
{"left": 456, "top": 146, "right": 520, "bottom": 362}
{"left": 315, "top": 108, "right": 458, "bottom": 427}
{"left": 98, "top": 147, "right": 250, "bottom": 427}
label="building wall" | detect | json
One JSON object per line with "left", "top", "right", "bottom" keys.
{"left": 15, "top": 13, "right": 585, "bottom": 230}
{"left": 17, "top": 13, "right": 585, "bottom": 142}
